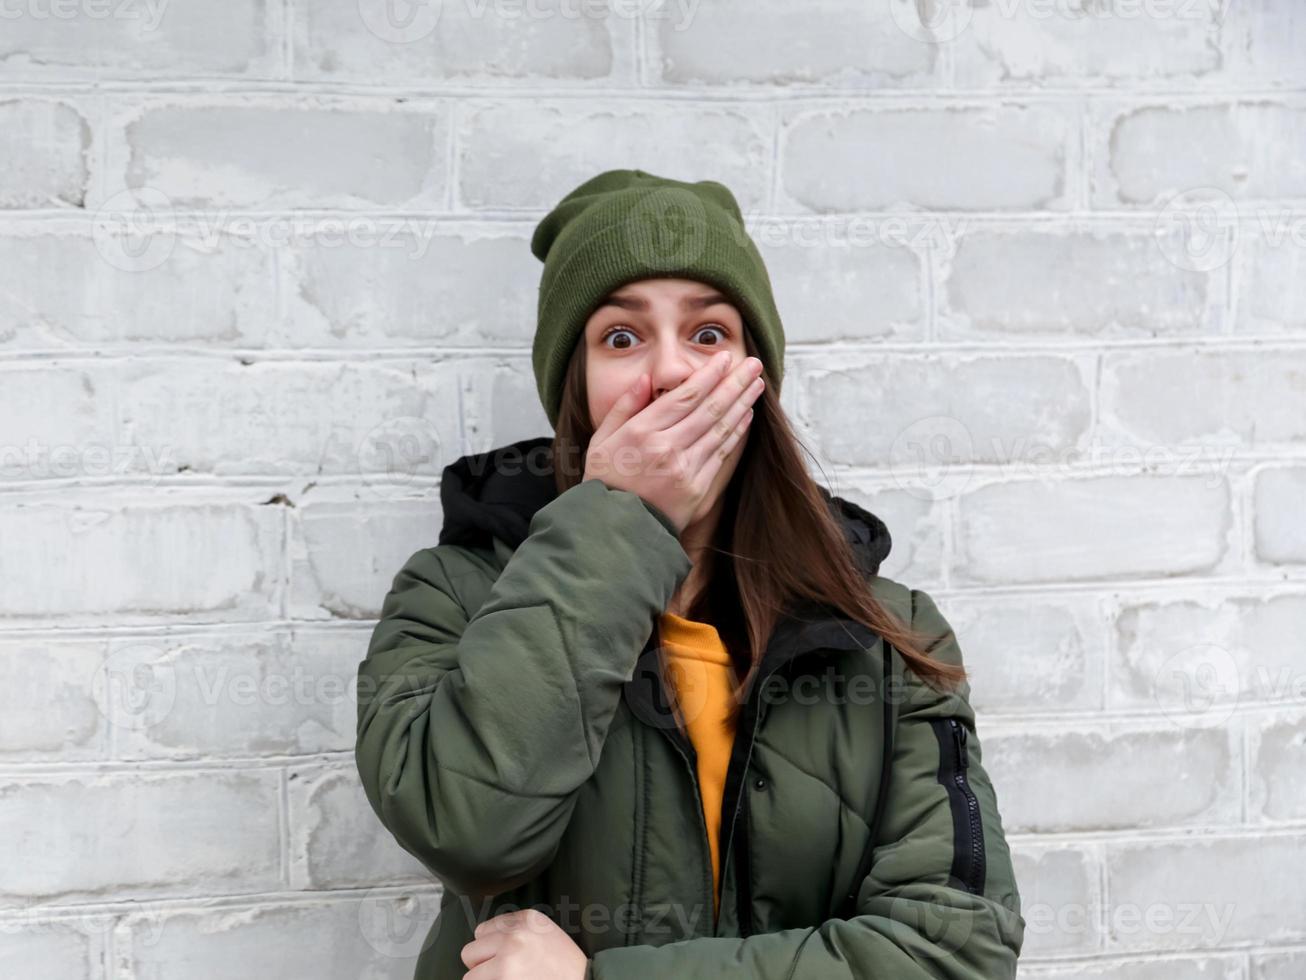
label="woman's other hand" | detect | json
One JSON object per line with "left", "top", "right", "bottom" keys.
{"left": 461, "top": 908, "right": 590, "bottom": 979}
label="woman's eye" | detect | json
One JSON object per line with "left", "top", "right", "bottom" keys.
{"left": 694, "top": 325, "right": 727, "bottom": 345}
{"left": 601, "top": 327, "right": 637, "bottom": 350}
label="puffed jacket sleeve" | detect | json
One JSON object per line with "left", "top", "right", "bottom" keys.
{"left": 355, "top": 478, "right": 693, "bottom": 897}
{"left": 587, "top": 586, "right": 1025, "bottom": 980}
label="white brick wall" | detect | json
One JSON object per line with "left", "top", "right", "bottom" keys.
{"left": 1, "top": 2, "right": 1304, "bottom": 977}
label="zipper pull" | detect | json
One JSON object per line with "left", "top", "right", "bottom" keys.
{"left": 951, "top": 718, "right": 969, "bottom": 770}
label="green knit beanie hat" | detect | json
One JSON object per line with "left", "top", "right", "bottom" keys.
{"left": 530, "top": 168, "right": 786, "bottom": 430}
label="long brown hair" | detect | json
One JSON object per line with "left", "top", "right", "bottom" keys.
{"left": 550, "top": 319, "right": 966, "bottom": 726}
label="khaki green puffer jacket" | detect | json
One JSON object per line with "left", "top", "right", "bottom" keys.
{"left": 356, "top": 436, "right": 1024, "bottom": 979}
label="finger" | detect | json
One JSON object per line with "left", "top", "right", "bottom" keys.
{"left": 460, "top": 935, "right": 498, "bottom": 970}
{"left": 473, "top": 909, "right": 533, "bottom": 936}
{"left": 684, "top": 370, "right": 758, "bottom": 469}
{"left": 670, "top": 356, "right": 764, "bottom": 451}
{"left": 691, "top": 402, "right": 754, "bottom": 491}
{"left": 640, "top": 350, "right": 735, "bottom": 432}
{"left": 590, "top": 371, "right": 650, "bottom": 446}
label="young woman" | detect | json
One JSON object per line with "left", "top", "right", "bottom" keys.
{"left": 356, "top": 170, "right": 1025, "bottom": 979}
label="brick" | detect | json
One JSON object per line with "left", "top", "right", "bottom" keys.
{"left": 1100, "top": 349, "right": 1306, "bottom": 449}
{"left": 117, "top": 358, "right": 461, "bottom": 478}
{"left": 295, "top": 0, "right": 617, "bottom": 82}
{"left": 0, "top": 0, "right": 271, "bottom": 78}
{"left": 802, "top": 354, "right": 1090, "bottom": 468}
{"left": 455, "top": 355, "right": 554, "bottom": 447}
{"left": 116, "top": 895, "right": 440, "bottom": 977}
{"left": 0, "top": 770, "right": 281, "bottom": 903}
{"left": 1249, "top": 710, "right": 1306, "bottom": 822}
{"left": 106, "top": 629, "right": 365, "bottom": 760}
{"left": 1106, "top": 832, "right": 1306, "bottom": 948}
{"left": 120, "top": 102, "right": 448, "bottom": 209}
{"left": 1254, "top": 949, "right": 1306, "bottom": 980}
{"left": 942, "top": 227, "right": 1214, "bottom": 339}
{"left": 941, "top": 593, "right": 1105, "bottom": 714}
{"left": 1096, "top": 101, "right": 1306, "bottom": 207}
{"left": 1114, "top": 593, "right": 1306, "bottom": 710}
{"left": 0, "top": 637, "right": 105, "bottom": 760}
{"left": 0, "top": 363, "right": 117, "bottom": 480}
{"left": 758, "top": 225, "right": 926, "bottom": 343}
{"left": 1215, "top": 2, "right": 1306, "bottom": 88}
{"left": 988, "top": 725, "right": 1238, "bottom": 833}
{"left": 293, "top": 500, "right": 443, "bottom": 621}
{"left": 1010, "top": 845, "right": 1099, "bottom": 956}
{"left": 782, "top": 104, "right": 1073, "bottom": 212}
{"left": 1236, "top": 229, "right": 1306, "bottom": 333}
{"left": 952, "top": 2, "right": 1222, "bottom": 86}
{"left": 955, "top": 475, "right": 1230, "bottom": 584}
{"left": 652, "top": 0, "right": 935, "bottom": 86}
{"left": 281, "top": 228, "right": 538, "bottom": 348}
{"left": 0, "top": 226, "right": 277, "bottom": 348}
{"left": 0, "top": 919, "right": 104, "bottom": 980}
{"left": 287, "top": 764, "right": 430, "bottom": 889}
{"left": 0, "top": 100, "right": 89, "bottom": 209}
{"left": 458, "top": 102, "right": 770, "bottom": 210}
{"left": 1018, "top": 953, "right": 1242, "bottom": 980}
{"left": 0, "top": 498, "right": 282, "bottom": 622}
{"left": 1253, "top": 466, "right": 1306, "bottom": 564}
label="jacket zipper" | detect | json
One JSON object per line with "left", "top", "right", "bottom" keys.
{"left": 935, "top": 717, "right": 986, "bottom": 895}
{"left": 670, "top": 736, "right": 717, "bottom": 936}
{"left": 645, "top": 614, "right": 881, "bottom": 936}
{"left": 717, "top": 659, "right": 790, "bottom": 937}
{"left": 650, "top": 619, "right": 774, "bottom": 938}
{"left": 646, "top": 619, "right": 718, "bottom": 937}
{"left": 718, "top": 619, "right": 862, "bottom": 936}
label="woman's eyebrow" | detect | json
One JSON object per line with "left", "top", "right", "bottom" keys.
{"left": 598, "top": 292, "right": 732, "bottom": 312}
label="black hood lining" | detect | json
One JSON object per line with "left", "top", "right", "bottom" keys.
{"left": 436, "top": 436, "right": 892, "bottom": 573}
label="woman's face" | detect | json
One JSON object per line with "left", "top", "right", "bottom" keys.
{"left": 582, "top": 278, "right": 750, "bottom": 431}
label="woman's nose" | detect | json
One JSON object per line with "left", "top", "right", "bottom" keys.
{"left": 650, "top": 347, "right": 697, "bottom": 399}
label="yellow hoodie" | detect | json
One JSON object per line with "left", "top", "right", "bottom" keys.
{"left": 658, "top": 611, "right": 740, "bottom": 925}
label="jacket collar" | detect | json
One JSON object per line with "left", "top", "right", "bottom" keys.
{"left": 437, "top": 436, "right": 561, "bottom": 551}
{"left": 437, "top": 435, "right": 892, "bottom": 726}
{"left": 437, "top": 435, "right": 893, "bottom": 575}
